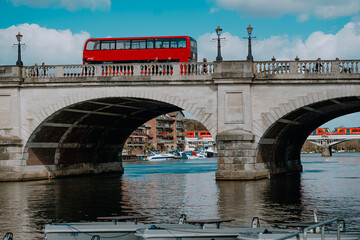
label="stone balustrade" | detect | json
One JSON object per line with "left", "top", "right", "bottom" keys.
{"left": 254, "top": 59, "right": 360, "bottom": 75}
{"left": 22, "top": 62, "right": 215, "bottom": 79}
{"left": 8, "top": 59, "right": 360, "bottom": 83}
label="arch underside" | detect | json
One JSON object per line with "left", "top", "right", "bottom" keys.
{"left": 26, "top": 97, "right": 181, "bottom": 167}
{"left": 257, "top": 96, "right": 360, "bottom": 174}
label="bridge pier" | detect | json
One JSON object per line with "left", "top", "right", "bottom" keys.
{"left": 215, "top": 131, "right": 270, "bottom": 180}
{"left": 321, "top": 146, "right": 332, "bottom": 157}
{"left": 0, "top": 137, "right": 124, "bottom": 181}
{"left": 0, "top": 137, "right": 24, "bottom": 181}
{"left": 321, "top": 139, "right": 333, "bottom": 157}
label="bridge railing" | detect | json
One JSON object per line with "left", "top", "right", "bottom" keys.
{"left": 22, "top": 62, "right": 215, "bottom": 78}
{"left": 19, "top": 59, "right": 360, "bottom": 79}
{"left": 254, "top": 59, "right": 360, "bottom": 75}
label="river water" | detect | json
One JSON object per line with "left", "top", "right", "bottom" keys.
{"left": 0, "top": 153, "right": 359, "bottom": 239}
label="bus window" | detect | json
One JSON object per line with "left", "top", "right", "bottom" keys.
{"left": 155, "top": 39, "right": 162, "bottom": 48}
{"left": 178, "top": 39, "right": 186, "bottom": 48}
{"left": 191, "top": 39, "right": 197, "bottom": 50}
{"left": 101, "top": 41, "right": 115, "bottom": 50}
{"left": 147, "top": 39, "right": 154, "bottom": 49}
{"left": 86, "top": 40, "right": 100, "bottom": 50}
{"left": 162, "top": 39, "right": 170, "bottom": 48}
{"left": 132, "top": 40, "right": 146, "bottom": 49}
{"left": 190, "top": 38, "right": 197, "bottom": 61}
{"left": 116, "top": 40, "right": 131, "bottom": 49}
{"left": 170, "top": 39, "right": 178, "bottom": 48}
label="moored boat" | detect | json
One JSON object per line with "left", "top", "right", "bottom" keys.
{"left": 42, "top": 215, "right": 360, "bottom": 240}
{"left": 135, "top": 226, "right": 296, "bottom": 240}
{"left": 43, "top": 216, "right": 202, "bottom": 240}
{"left": 237, "top": 217, "right": 360, "bottom": 240}
{"left": 146, "top": 151, "right": 176, "bottom": 161}
{"left": 180, "top": 151, "right": 199, "bottom": 159}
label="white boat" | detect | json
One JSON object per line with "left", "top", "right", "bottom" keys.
{"left": 237, "top": 217, "right": 360, "bottom": 240}
{"left": 42, "top": 215, "right": 360, "bottom": 240}
{"left": 195, "top": 150, "right": 207, "bottom": 159}
{"left": 44, "top": 222, "right": 207, "bottom": 240}
{"left": 43, "top": 215, "right": 201, "bottom": 240}
{"left": 146, "top": 151, "right": 175, "bottom": 161}
{"left": 180, "top": 151, "right": 200, "bottom": 159}
{"left": 237, "top": 232, "right": 360, "bottom": 240}
{"left": 135, "top": 226, "right": 296, "bottom": 240}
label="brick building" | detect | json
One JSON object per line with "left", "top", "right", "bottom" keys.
{"left": 125, "top": 111, "right": 186, "bottom": 154}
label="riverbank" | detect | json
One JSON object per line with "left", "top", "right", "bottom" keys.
{"left": 122, "top": 154, "right": 147, "bottom": 162}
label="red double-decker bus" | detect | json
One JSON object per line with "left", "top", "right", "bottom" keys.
{"left": 83, "top": 36, "right": 197, "bottom": 64}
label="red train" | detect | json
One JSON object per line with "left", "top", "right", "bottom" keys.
{"left": 311, "top": 128, "right": 332, "bottom": 135}
{"left": 83, "top": 36, "right": 197, "bottom": 64}
{"left": 332, "top": 127, "right": 360, "bottom": 135}
{"left": 185, "top": 131, "right": 212, "bottom": 138}
{"left": 311, "top": 127, "right": 360, "bottom": 135}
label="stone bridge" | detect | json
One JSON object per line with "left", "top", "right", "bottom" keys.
{"left": 0, "top": 59, "right": 360, "bottom": 181}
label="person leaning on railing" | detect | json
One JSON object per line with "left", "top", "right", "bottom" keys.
{"left": 202, "top": 58, "right": 207, "bottom": 74}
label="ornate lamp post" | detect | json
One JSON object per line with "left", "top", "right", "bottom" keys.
{"left": 15, "top": 32, "right": 23, "bottom": 66}
{"left": 245, "top": 24, "right": 256, "bottom": 61}
{"left": 215, "top": 26, "right": 223, "bottom": 61}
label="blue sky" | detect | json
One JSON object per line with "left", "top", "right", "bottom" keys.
{"left": 1, "top": 0, "right": 360, "bottom": 128}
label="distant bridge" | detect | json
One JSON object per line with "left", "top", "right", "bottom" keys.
{"left": 307, "top": 134, "right": 360, "bottom": 156}
{"left": 0, "top": 59, "right": 360, "bottom": 181}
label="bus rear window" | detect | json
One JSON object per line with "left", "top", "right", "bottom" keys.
{"left": 191, "top": 40, "right": 197, "bottom": 49}
{"left": 86, "top": 40, "right": 100, "bottom": 50}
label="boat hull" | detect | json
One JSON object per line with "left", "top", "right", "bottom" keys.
{"left": 135, "top": 227, "right": 297, "bottom": 240}
{"left": 237, "top": 232, "right": 360, "bottom": 240}
{"left": 44, "top": 222, "right": 202, "bottom": 240}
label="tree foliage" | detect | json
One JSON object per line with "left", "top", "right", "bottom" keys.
{"left": 184, "top": 119, "right": 207, "bottom": 131}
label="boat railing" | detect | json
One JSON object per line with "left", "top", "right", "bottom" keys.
{"left": 275, "top": 217, "right": 343, "bottom": 240}
{"left": 96, "top": 215, "right": 149, "bottom": 225}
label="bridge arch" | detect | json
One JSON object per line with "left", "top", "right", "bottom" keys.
{"left": 24, "top": 88, "right": 216, "bottom": 145}
{"left": 22, "top": 88, "right": 217, "bottom": 178}
{"left": 254, "top": 86, "right": 360, "bottom": 175}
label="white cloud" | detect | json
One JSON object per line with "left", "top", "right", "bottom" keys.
{"left": 214, "top": 0, "right": 360, "bottom": 20}
{"left": 198, "top": 21, "right": 360, "bottom": 61}
{"left": 7, "top": 0, "right": 111, "bottom": 11}
{"left": 0, "top": 24, "right": 90, "bottom": 65}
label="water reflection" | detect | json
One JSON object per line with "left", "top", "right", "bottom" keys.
{"left": 0, "top": 154, "right": 359, "bottom": 240}
{"left": 121, "top": 159, "right": 219, "bottom": 223}
{"left": 216, "top": 173, "right": 305, "bottom": 227}
{"left": 216, "top": 179, "right": 269, "bottom": 226}
{"left": 0, "top": 175, "right": 129, "bottom": 239}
